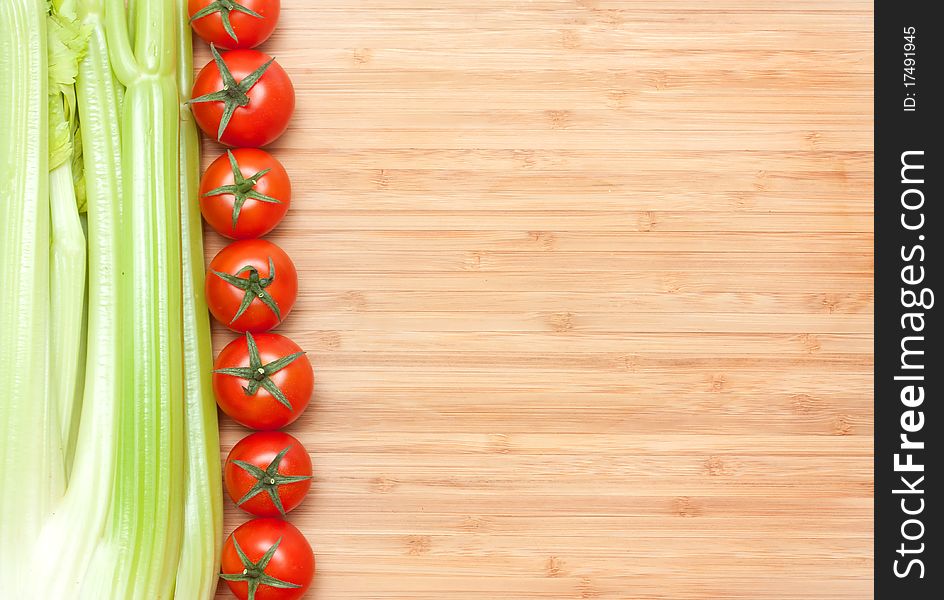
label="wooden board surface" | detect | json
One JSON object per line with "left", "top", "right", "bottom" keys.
{"left": 199, "top": 1, "right": 874, "bottom": 597}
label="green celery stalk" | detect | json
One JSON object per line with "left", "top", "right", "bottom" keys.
{"left": 174, "top": 0, "right": 225, "bottom": 596}
{"left": 0, "top": 1, "right": 59, "bottom": 597}
{"left": 99, "top": 0, "right": 186, "bottom": 596}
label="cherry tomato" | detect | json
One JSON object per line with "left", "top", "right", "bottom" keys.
{"left": 206, "top": 239, "right": 298, "bottom": 333}
{"left": 224, "top": 431, "right": 312, "bottom": 516}
{"left": 190, "top": 45, "right": 294, "bottom": 147}
{"left": 200, "top": 148, "right": 291, "bottom": 239}
{"left": 220, "top": 518, "right": 315, "bottom": 600}
{"left": 214, "top": 332, "right": 314, "bottom": 430}
{"left": 189, "top": 0, "right": 280, "bottom": 50}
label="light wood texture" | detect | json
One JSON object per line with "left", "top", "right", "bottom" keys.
{"left": 199, "top": 1, "right": 873, "bottom": 597}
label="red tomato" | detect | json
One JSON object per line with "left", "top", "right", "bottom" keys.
{"left": 188, "top": 0, "right": 280, "bottom": 50}
{"left": 220, "top": 518, "right": 315, "bottom": 600}
{"left": 206, "top": 239, "right": 298, "bottom": 333}
{"left": 200, "top": 148, "right": 291, "bottom": 239}
{"left": 214, "top": 332, "right": 314, "bottom": 430}
{"left": 190, "top": 46, "right": 294, "bottom": 147}
{"left": 224, "top": 431, "right": 313, "bottom": 516}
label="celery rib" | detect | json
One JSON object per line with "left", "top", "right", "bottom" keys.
{"left": 103, "top": 0, "right": 186, "bottom": 597}
{"left": 50, "top": 160, "right": 88, "bottom": 476}
{"left": 174, "top": 0, "right": 225, "bottom": 597}
{"left": 34, "top": 2, "right": 126, "bottom": 597}
{"left": 0, "top": 1, "right": 53, "bottom": 597}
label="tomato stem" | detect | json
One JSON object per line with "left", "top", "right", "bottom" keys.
{"left": 213, "top": 332, "right": 306, "bottom": 410}
{"left": 210, "top": 257, "right": 283, "bottom": 324}
{"left": 220, "top": 535, "right": 302, "bottom": 599}
{"left": 202, "top": 150, "right": 281, "bottom": 231}
{"left": 189, "top": 44, "right": 274, "bottom": 141}
{"left": 230, "top": 444, "right": 311, "bottom": 516}
{"left": 189, "top": 0, "right": 263, "bottom": 43}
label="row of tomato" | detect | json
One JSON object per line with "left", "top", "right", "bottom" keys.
{"left": 188, "top": 2, "right": 315, "bottom": 599}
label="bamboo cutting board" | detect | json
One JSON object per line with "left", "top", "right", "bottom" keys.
{"left": 200, "top": 1, "right": 874, "bottom": 598}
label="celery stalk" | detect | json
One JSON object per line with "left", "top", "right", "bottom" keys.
{"left": 102, "top": 0, "right": 186, "bottom": 596}
{"left": 0, "top": 1, "right": 54, "bottom": 596}
{"left": 174, "top": 0, "right": 225, "bottom": 596}
{"left": 32, "top": 1, "right": 128, "bottom": 598}
{"left": 49, "top": 162, "right": 87, "bottom": 471}
{"left": 47, "top": 0, "right": 89, "bottom": 477}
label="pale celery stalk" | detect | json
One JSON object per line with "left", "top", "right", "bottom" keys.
{"left": 127, "top": 0, "right": 136, "bottom": 48}
{"left": 34, "top": 0, "right": 127, "bottom": 597}
{"left": 47, "top": 1, "right": 89, "bottom": 475}
{"left": 49, "top": 162, "right": 87, "bottom": 470}
{"left": 174, "top": 0, "right": 225, "bottom": 596}
{"left": 0, "top": 1, "right": 54, "bottom": 597}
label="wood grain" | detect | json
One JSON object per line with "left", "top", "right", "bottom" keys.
{"left": 198, "top": 1, "right": 873, "bottom": 597}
